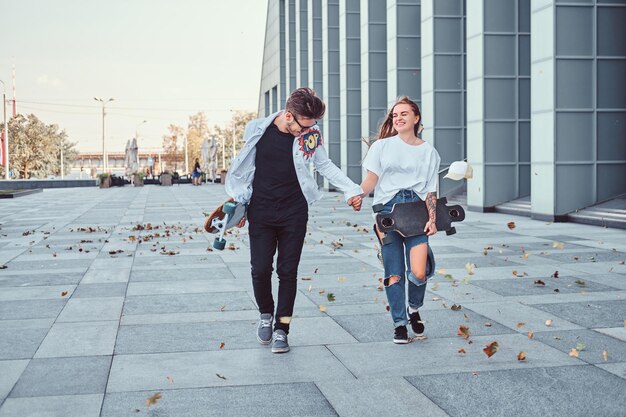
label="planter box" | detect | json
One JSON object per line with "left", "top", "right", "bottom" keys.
{"left": 220, "top": 170, "right": 227, "bottom": 185}
{"left": 160, "top": 173, "right": 172, "bottom": 186}
{"left": 133, "top": 174, "right": 144, "bottom": 187}
{"left": 99, "top": 176, "right": 111, "bottom": 188}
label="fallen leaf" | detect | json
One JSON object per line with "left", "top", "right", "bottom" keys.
{"left": 545, "top": 319, "right": 553, "bottom": 327}
{"left": 569, "top": 348, "right": 579, "bottom": 358}
{"left": 516, "top": 322, "right": 525, "bottom": 328}
{"left": 484, "top": 322, "right": 493, "bottom": 327}
{"left": 326, "top": 293, "right": 336, "bottom": 302}
{"left": 534, "top": 280, "right": 546, "bottom": 286}
{"left": 431, "top": 282, "right": 440, "bottom": 291}
{"left": 517, "top": 351, "right": 526, "bottom": 361}
{"left": 437, "top": 268, "right": 447, "bottom": 275}
{"left": 483, "top": 341, "right": 499, "bottom": 358}
{"left": 146, "top": 392, "right": 162, "bottom": 408}
{"left": 602, "top": 350, "right": 609, "bottom": 361}
{"left": 552, "top": 241, "right": 565, "bottom": 250}
{"left": 457, "top": 325, "right": 470, "bottom": 339}
{"left": 574, "top": 279, "right": 586, "bottom": 287}
{"left": 219, "top": 305, "right": 226, "bottom": 312}
{"left": 216, "top": 373, "right": 227, "bottom": 380}
{"left": 60, "top": 291, "right": 68, "bottom": 297}
{"left": 219, "top": 342, "right": 225, "bottom": 349}
{"left": 337, "top": 277, "right": 347, "bottom": 283}
{"left": 507, "top": 221, "right": 516, "bottom": 230}
{"left": 458, "top": 348, "right": 466, "bottom": 354}
{"left": 528, "top": 331, "right": 534, "bottom": 339}
{"left": 166, "top": 376, "right": 174, "bottom": 384}
{"left": 465, "top": 263, "right": 476, "bottom": 275}
{"left": 551, "top": 271, "right": 559, "bottom": 278}
{"left": 319, "top": 304, "right": 327, "bottom": 312}
{"left": 451, "top": 304, "right": 462, "bottom": 311}
{"left": 318, "top": 289, "right": 325, "bottom": 295}
{"left": 575, "top": 342, "right": 586, "bottom": 351}
{"left": 301, "top": 277, "right": 312, "bottom": 281}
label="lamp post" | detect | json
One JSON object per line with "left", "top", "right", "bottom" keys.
{"left": 0, "top": 79, "right": 9, "bottom": 180}
{"left": 94, "top": 97, "right": 114, "bottom": 172}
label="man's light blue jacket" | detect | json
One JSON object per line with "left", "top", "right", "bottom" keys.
{"left": 225, "top": 111, "right": 363, "bottom": 205}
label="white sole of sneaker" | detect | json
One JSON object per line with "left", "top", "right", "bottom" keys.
{"left": 271, "top": 347, "right": 290, "bottom": 353}
{"left": 257, "top": 336, "right": 271, "bottom": 345}
{"left": 393, "top": 339, "right": 411, "bottom": 344}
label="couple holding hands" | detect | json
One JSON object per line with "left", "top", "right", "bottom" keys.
{"left": 226, "top": 87, "right": 440, "bottom": 353}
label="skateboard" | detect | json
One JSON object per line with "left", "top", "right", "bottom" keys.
{"left": 204, "top": 198, "right": 247, "bottom": 250}
{"left": 373, "top": 197, "right": 464, "bottom": 245}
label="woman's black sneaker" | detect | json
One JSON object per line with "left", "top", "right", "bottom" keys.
{"left": 393, "top": 325, "right": 410, "bottom": 344}
{"left": 407, "top": 307, "right": 425, "bottom": 338}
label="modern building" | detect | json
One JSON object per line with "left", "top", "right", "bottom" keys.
{"left": 258, "top": 0, "right": 626, "bottom": 227}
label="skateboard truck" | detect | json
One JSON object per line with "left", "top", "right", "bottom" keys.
{"left": 211, "top": 201, "right": 237, "bottom": 250}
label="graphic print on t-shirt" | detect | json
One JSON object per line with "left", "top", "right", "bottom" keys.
{"left": 298, "top": 128, "right": 322, "bottom": 159}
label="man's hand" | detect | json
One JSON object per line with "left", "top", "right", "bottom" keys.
{"left": 348, "top": 195, "right": 362, "bottom": 211}
{"left": 237, "top": 217, "right": 246, "bottom": 228}
{"left": 424, "top": 220, "right": 437, "bottom": 236}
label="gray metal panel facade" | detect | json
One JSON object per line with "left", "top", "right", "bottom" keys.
{"left": 259, "top": 0, "right": 625, "bottom": 218}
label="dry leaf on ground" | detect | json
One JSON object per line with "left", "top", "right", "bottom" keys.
{"left": 146, "top": 392, "right": 162, "bottom": 408}
{"left": 483, "top": 341, "right": 499, "bottom": 358}
{"left": 457, "top": 325, "right": 470, "bottom": 339}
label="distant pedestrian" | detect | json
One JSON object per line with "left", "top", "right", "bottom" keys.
{"left": 192, "top": 158, "right": 202, "bottom": 185}
{"left": 225, "top": 87, "right": 362, "bottom": 353}
{"left": 354, "top": 96, "right": 439, "bottom": 344}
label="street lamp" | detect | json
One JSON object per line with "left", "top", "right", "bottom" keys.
{"left": 94, "top": 97, "right": 114, "bottom": 172}
{"left": 0, "top": 79, "right": 8, "bottom": 180}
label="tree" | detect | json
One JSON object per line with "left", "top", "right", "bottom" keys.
{"left": 212, "top": 110, "right": 257, "bottom": 170}
{"left": 161, "top": 124, "right": 184, "bottom": 173}
{"left": 186, "top": 112, "right": 210, "bottom": 171}
{"left": 5, "top": 114, "right": 77, "bottom": 179}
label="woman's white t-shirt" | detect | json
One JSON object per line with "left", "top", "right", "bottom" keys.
{"left": 362, "top": 135, "right": 441, "bottom": 206}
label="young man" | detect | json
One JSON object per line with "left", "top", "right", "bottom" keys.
{"left": 226, "top": 88, "right": 362, "bottom": 353}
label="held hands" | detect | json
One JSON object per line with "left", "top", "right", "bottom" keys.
{"left": 347, "top": 195, "right": 363, "bottom": 212}
{"left": 424, "top": 220, "right": 437, "bottom": 236}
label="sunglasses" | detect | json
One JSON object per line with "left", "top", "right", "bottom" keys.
{"left": 291, "top": 113, "right": 317, "bottom": 130}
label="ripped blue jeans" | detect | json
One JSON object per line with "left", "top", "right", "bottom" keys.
{"left": 379, "top": 190, "right": 435, "bottom": 328}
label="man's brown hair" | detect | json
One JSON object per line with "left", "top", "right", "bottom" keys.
{"left": 285, "top": 87, "right": 326, "bottom": 120}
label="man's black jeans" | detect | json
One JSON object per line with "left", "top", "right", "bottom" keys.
{"left": 247, "top": 200, "right": 308, "bottom": 334}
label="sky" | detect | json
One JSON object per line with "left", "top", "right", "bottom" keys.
{"left": 0, "top": 0, "right": 268, "bottom": 153}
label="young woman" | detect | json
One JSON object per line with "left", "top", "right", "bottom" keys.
{"left": 192, "top": 158, "right": 202, "bottom": 185}
{"left": 359, "top": 96, "right": 440, "bottom": 344}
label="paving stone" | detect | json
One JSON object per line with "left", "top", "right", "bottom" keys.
{"left": 532, "top": 329, "right": 626, "bottom": 364}
{"left": 126, "top": 279, "right": 246, "bottom": 296}
{"left": 0, "top": 299, "right": 66, "bottom": 320}
{"left": 0, "top": 394, "right": 103, "bottom": 417}
{"left": 0, "top": 328, "right": 49, "bottom": 360}
{"left": 595, "top": 362, "right": 626, "bottom": 380}
{"left": 595, "top": 327, "right": 626, "bottom": 342}
{"left": 508, "top": 290, "right": 626, "bottom": 306}
{"left": 71, "top": 283, "right": 127, "bottom": 298}
{"left": 329, "top": 333, "right": 581, "bottom": 378}
{"left": 129, "top": 267, "right": 234, "bottom": 282}
{"left": 532, "top": 300, "right": 626, "bottom": 329}
{"left": 4, "top": 259, "right": 93, "bottom": 271}
{"left": 79, "top": 268, "right": 129, "bottom": 284}
{"left": 0, "top": 360, "right": 29, "bottom": 403}
{"left": 332, "top": 308, "right": 515, "bottom": 343}
{"left": 463, "top": 301, "right": 583, "bottom": 332}
{"left": 107, "top": 346, "right": 355, "bottom": 392}
{"left": 101, "top": 383, "right": 336, "bottom": 417}
{"left": 0, "top": 285, "right": 75, "bottom": 301}
{"left": 317, "top": 377, "right": 448, "bottom": 417}
{"left": 115, "top": 316, "right": 355, "bottom": 354}
{"left": 406, "top": 365, "right": 626, "bottom": 417}
{"left": 535, "top": 250, "right": 625, "bottom": 263}
{"left": 428, "top": 282, "right": 505, "bottom": 303}
{"left": 122, "top": 292, "right": 256, "bottom": 315}
{"left": 301, "top": 284, "right": 390, "bottom": 306}
{"left": 584, "top": 273, "right": 626, "bottom": 290}
{"left": 56, "top": 297, "right": 124, "bottom": 322}
{"left": 35, "top": 321, "right": 118, "bottom": 358}
{"left": 10, "top": 356, "right": 111, "bottom": 397}
{"left": 472, "top": 275, "right": 617, "bottom": 296}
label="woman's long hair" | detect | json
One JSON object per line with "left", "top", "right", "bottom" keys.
{"left": 377, "top": 96, "right": 422, "bottom": 139}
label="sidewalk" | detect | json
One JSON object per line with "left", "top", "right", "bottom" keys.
{"left": 0, "top": 185, "right": 624, "bottom": 417}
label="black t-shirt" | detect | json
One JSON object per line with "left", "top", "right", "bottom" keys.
{"left": 251, "top": 122, "right": 307, "bottom": 207}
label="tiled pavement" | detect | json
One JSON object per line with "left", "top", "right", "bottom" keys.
{"left": 0, "top": 185, "right": 624, "bottom": 417}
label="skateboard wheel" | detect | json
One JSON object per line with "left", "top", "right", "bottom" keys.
{"left": 223, "top": 202, "right": 237, "bottom": 215}
{"left": 449, "top": 209, "right": 460, "bottom": 218}
{"left": 372, "top": 204, "right": 384, "bottom": 213}
{"left": 213, "top": 237, "right": 227, "bottom": 250}
{"left": 382, "top": 235, "right": 394, "bottom": 245}
{"left": 446, "top": 227, "right": 456, "bottom": 236}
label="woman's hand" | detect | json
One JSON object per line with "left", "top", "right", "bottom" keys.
{"left": 424, "top": 220, "right": 437, "bottom": 236}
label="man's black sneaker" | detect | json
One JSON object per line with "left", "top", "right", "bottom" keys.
{"left": 407, "top": 307, "right": 425, "bottom": 338}
{"left": 393, "top": 325, "right": 410, "bottom": 344}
